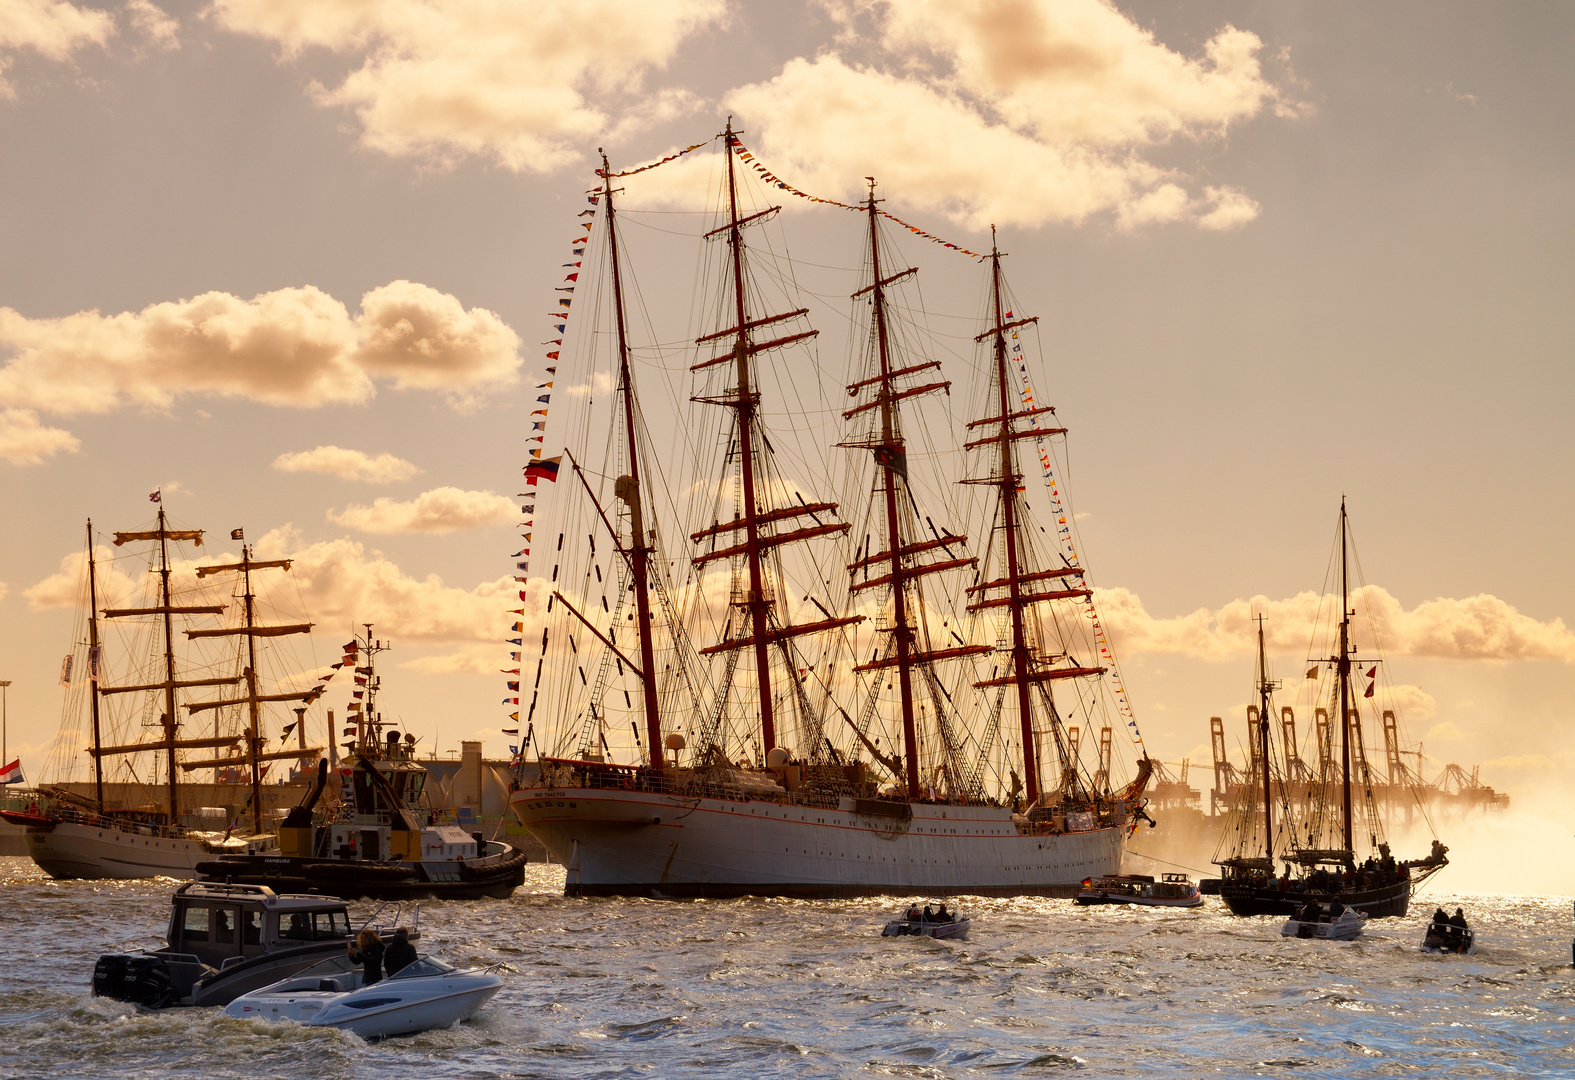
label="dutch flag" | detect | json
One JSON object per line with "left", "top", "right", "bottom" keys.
{"left": 0, "top": 759, "right": 24, "bottom": 786}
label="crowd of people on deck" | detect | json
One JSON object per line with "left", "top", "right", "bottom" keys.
{"left": 1239, "top": 849, "right": 1408, "bottom": 895}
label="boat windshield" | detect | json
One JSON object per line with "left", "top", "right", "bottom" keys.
{"left": 389, "top": 956, "right": 457, "bottom": 980}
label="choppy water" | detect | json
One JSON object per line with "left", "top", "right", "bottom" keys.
{"left": 0, "top": 857, "right": 1571, "bottom": 1078}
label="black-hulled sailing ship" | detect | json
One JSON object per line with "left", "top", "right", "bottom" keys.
{"left": 196, "top": 626, "right": 528, "bottom": 900}
{"left": 1215, "top": 500, "right": 1448, "bottom": 917}
{"left": 507, "top": 127, "right": 1152, "bottom": 897}
{"left": 2, "top": 512, "right": 322, "bottom": 878}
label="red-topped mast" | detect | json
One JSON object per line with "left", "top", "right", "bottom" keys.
{"left": 600, "top": 149, "right": 664, "bottom": 772}
{"left": 691, "top": 121, "right": 859, "bottom": 758}
{"left": 964, "top": 230, "right": 1099, "bottom": 808}
{"left": 844, "top": 180, "right": 982, "bottom": 797}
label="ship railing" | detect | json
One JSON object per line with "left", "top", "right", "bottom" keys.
{"left": 47, "top": 804, "right": 190, "bottom": 839}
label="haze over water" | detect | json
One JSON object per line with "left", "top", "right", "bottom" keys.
{"left": 2, "top": 860, "right": 1571, "bottom": 1078}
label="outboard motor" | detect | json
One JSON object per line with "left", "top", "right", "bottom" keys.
{"left": 93, "top": 953, "right": 179, "bottom": 1009}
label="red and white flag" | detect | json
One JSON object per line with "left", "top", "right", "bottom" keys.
{"left": 0, "top": 759, "right": 24, "bottom": 786}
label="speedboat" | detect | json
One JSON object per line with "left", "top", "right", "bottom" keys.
{"left": 223, "top": 954, "right": 502, "bottom": 1039}
{"left": 1421, "top": 922, "right": 1477, "bottom": 954}
{"left": 1281, "top": 906, "right": 1367, "bottom": 941}
{"left": 1076, "top": 873, "right": 1203, "bottom": 908}
{"left": 881, "top": 906, "right": 970, "bottom": 939}
{"left": 92, "top": 882, "right": 367, "bottom": 1009}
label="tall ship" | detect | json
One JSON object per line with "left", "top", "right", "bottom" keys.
{"left": 507, "top": 128, "right": 1152, "bottom": 897}
{"left": 1214, "top": 500, "right": 1448, "bottom": 917}
{"left": 2, "top": 511, "right": 324, "bottom": 878}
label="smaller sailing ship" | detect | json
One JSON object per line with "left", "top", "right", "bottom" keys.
{"left": 196, "top": 628, "right": 528, "bottom": 900}
{"left": 2, "top": 512, "right": 323, "bottom": 878}
{"left": 1214, "top": 500, "right": 1448, "bottom": 918}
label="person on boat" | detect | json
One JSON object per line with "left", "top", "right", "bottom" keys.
{"left": 384, "top": 927, "right": 417, "bottom": 975}
{"left": 906, "top": 905, "right": 921, "bottom": 922}
{"left": 923, "top": 905, "right": 935, "bottom": 921}
{"left": 348, "top": 929, "right": 386, "bottom": 986}
{"left": 1329, "top": 901, "right": 1346, "bottom": 919}
{"left": 936, "top": 904, "right": 951, "bottom": 923}
{"left": 1447, "top": 908, "right": 1469, "bottom": 947}
{"left": 1297, "top": 901, "right": 1320, "bottom": 924}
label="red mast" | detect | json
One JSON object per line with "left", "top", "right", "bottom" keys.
{"left": 690, "top": 121, "right": 859, "bottom": 758}
{"left": 844, "top": 180, "right": 981, "bottom": 797}
{"left": 964, "top": 231, "right": 1098, "bottom": 808}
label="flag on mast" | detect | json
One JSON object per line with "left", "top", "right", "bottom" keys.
{"left": 0, "top": 759, "right": 24, "bottom": 786}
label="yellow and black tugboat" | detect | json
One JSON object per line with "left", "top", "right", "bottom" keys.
{"left": 197, "top": 629, "right": 527, "bottom": 900}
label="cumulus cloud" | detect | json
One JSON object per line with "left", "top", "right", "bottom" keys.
{"left": 0, "top": 0, "right": 113, "bottom": 96}
{"left": 1096, "top": 585, "right": 1575, "bottom": 663}
{"left": 0, "top": 1, "right": 179, "bottom": 96}
{"left": 273, "top": 444, "right": 422, "bottom": 483}
{"left": 0, "top": 279, "right": 519, "bottom": 422}
{"left": 124, "top": 0, "right": 178, "bottom": 51}
{"left": 327, "top": 487, "right": 516, "bottom": 534}
{"left": 210, "top": 0, "right": 724, "bottom": 171}
{"left": 725, "top": 0, "right": 1291, "bottom": 230}
{"left": 25, "top": 545, "right": 147, "bottom": 610}
{"left": 29, "top": 527, "right": 524, "bottom": 644}
{"left": 251, "top": 526, "right": 516, "bottom": 642}
{"left": 0, "top": 407, "right": 78, "bottom": 464}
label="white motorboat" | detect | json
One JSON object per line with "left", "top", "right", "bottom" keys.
{"left": 1282, "top": 906, "right": 1367, "bottom": 941}
{"left": 882, "top": 905, "right": 971, "bottom": 939}
{"left": 224, "top": 955, "right": 502, "bottom": 1039}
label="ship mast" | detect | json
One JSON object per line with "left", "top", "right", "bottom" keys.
{"left": 1337, "top": 496, "right": 1354, "bottom": 857}
{"left": 600, "top": 149, "right": 663, "bottom": 771}
{"left": 843, "top": 181, "right": 980, "bottom": 796}
{"left": 1255, "top": 614, "right": 1276, "bottom": 867}
{"left": 690, "top": 120, "right": 858, "bottom": 759}
{"left": 187, "top": 545, "right": 324, "bottom": 834}
{"left": 98, "top": 509, "right": 232, "bottom": 822}
{"left": 84, "top": 520, "right": 105, "bottom": 811}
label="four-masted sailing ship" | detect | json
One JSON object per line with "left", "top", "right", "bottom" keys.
{"left": 508, "top": 127, "right": 1153, "bottom": 897}
{"left": 2, "top": 510, "right": 325, "bottom": 879}
{"left": 1214, "top": 500, "right": 1448, "bottom": 917}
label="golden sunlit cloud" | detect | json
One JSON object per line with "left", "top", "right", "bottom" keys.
{"left": 272, "top": 445, "right": 422, "bottom": 483}
{"left": 210, "top": 0, "right": 724, "bottom": 172}
{"left": 1097, "top": 585, "right": 1575, "bottom": 663}
{"left": 0, "top": 281, "right": 521, "bottom": 454}
{"left": 0, "top": 407, "right": 79, "bottom": 465}
{"left": 327, "top": 487, "right": 517, "bottom": 534}
{"left": 721, "top": 0, "right": 1293, "bottom": 229}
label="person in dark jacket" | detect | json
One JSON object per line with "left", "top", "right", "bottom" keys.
{"left": 348, "top": 929, "right": 385, "bottom": 986}
{"left": 384, "top": 927, "right": 417, "bottom": 976}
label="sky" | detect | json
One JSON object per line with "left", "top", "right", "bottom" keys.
{"left": 1, "top": 0, "right": 1572, "bottom": 860}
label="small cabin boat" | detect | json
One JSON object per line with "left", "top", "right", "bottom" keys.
{"left": 92, "top": 882, "right": 366, "bottom": 1009}
{"left": 881, "top": 905, "right": 971, "bottom": 939}
{"left": 1281, "top": 905, "right": 1367, "bottom": 941}
{"left": 1075, "top": 873, "right": 1203, "bottom": 908}
{"left": 224, "top": 954, "right": 501, "bottom": 1039}
{"left": 1421, "top": 921, "right": 1477, "bottom": 954}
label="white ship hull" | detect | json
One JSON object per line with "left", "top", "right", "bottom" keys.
{"left": 510, "top": 786, "right": 1126, "bottom": 897}
{"left": 23, "top": 821, "right": 268, "bottom": 880}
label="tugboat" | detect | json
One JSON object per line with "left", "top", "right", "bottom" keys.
{"left": 92, "top": 881, "right": 361, "bottom": 1008}
{"left": 194, "top": 629, "right": 527, "bottom": 900}
{"left": 1075, "top": 873, "right": 1203, "bottom": 908}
